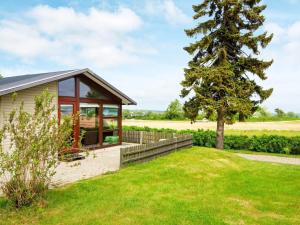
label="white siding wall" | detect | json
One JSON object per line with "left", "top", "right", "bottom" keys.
{"left": 0, "top": 81, "right": 58, "bottom": 152}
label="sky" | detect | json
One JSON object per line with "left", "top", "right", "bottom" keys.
{"left": 0, "top": 0, "right": 299, "bottom": 112}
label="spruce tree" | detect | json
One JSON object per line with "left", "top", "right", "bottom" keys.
{"left": 181, "top": 0, "right": 273, "bottom": 149}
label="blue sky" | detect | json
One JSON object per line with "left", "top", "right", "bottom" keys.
{"left": 0, "top": 0, "right": 299, "bottom": 112}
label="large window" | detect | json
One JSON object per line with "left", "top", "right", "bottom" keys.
{"left": 58, "top": 78, "right": 75, "bottom": 97}
{"left": 80, "top": 80, "right": 111, "bottom": 100}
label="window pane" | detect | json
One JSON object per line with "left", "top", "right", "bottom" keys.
{"left": 59, "top": 104, "right": 74, "bottom": 145}
{"left": 58, "top": 78, "right": 75, "bottom": 97}
{"left": 103, "top": 118, "right": 119, "bottom": 145}
{"left": 103, "top": 118, "right": 118, "bottom": 131}
{"left": 103, "top": 104, "right": 119, "bottom": 117}
{"left": 80, "top": 80, "right": 111, "bottom": 100}
{"left": 60, "top": 104, "right": 73, "bottom": 117}
{"left": 103, "top": 132, "right": 119, "bottom": 145}
{"left": 80, "top": 103, "right": 99, "bottom": 146}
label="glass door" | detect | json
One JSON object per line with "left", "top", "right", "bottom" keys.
{"left": 80, "top": 103, "right": 99, "bottom": 147}
{"left": 102, "top": 104, "right": 120, "bottom": 146}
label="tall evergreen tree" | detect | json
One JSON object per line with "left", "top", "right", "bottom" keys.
{"left": 181, "top": 0, "right": 273, "bottom": 149}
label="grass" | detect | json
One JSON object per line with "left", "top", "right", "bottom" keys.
{"left": 225, "top": 129, "right": 300, "bottom": 137}
{"left": 1, "top": 147, "right": 299, "bottom": 225}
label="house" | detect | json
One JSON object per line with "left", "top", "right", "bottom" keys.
{"left": 0, "top": 68, "right": 136, "bottom": 151}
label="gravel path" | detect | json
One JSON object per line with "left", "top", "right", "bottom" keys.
{"left": 237, "top": 153, "right": 300, "bottom": 165}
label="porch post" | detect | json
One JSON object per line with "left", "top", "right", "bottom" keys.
{"left": 74, "top": 76, "right": 80, "bottom": 151}
{"left": 118, "top": 104, "right": 122, "bottom": 144}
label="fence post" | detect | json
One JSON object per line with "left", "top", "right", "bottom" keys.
{"left": 140, "top": 131, "right": 144, "bottom": 144}
{"left": 173, "top": 133, "right": 178, "bottom": 150}
{"left": 120, "top": 148, "right": 123, "bottom": 166}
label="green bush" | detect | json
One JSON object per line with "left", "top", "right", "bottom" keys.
{"left": 0, "top": 91, "right": 74, "bottom": 208}
{"left": 192, "top": 130, "right": 216, "bottom": 148}
{"left": 224, "top": 135, "right": 250, "bottom": 150}
{"left": 123, "top": 126, "right": 300, "bottom": 155}
{"left": 290, "top": 137, "right": 300, "bottom": 155}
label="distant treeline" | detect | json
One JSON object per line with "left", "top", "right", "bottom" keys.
{"left": 123, "top": 99, "right": 299, "bottom": 122}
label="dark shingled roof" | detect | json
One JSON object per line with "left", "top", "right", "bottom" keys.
{"left": 0, "top": 70, "right": 75, "bottom": 90}
{"left": 0, "top": 68, "right": 136, "bottom": 105}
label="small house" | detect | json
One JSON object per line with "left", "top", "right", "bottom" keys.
{"left": 0, "top": 68, "right": 136, "bottom": 151}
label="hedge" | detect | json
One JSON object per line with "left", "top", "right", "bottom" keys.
{"left": 123, "top": 126, "right": 300, "bottom": 155}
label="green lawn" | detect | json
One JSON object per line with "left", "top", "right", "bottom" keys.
{"left": 1, "top": 147, "right": 299, "bottom": 225}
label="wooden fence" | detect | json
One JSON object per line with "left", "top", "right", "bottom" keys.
{"left": 120, "top": 131, "right": 193, "bottom": 165}
{"left": 122, "top": 130, "right": 175, "bottom": 144}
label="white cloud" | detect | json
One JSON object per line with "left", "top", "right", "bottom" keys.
{"left": 145, "top": 1, "right": 160, "bottom": 15}
{"left": 264, "top": 22, "right": 285, "bottom": 42}
{"left": 0, "top": 20, "right": 53, "bottom": 58}
{"left": 262, "top": 21, "right": 300, "bottom": 112}
{"left": 28, "top": 5, "right": 141, "bottom": 34}
{"left": 163, "top": 0, "right": 190, "bottom": 25}
{"left": 0, "top": 5, "right": 155, "bottom": 69}
{"left": 145, "top": 0, "right": 190, "bottom": 25}
{"left": 111, "top": 67, "right": 183, "bottom": 110}
{"left": 265, "top": 21, "right": 300, "bottom": 43}
{"left": 287, "top": 21, "right": 300, "bottom": 39}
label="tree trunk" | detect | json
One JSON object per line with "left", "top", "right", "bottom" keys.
{"left": 239, "top": 113, "right": 245, "bottom": 122}
{"left": 216, "top": 108, "right": 225, "bottom": 149}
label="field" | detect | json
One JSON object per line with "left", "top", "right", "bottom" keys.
{"left": 1, "top": 147, "right": 299, "bottom": 225}
{"left": 123, "top": 119, "right": 300, "bottom": 136}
